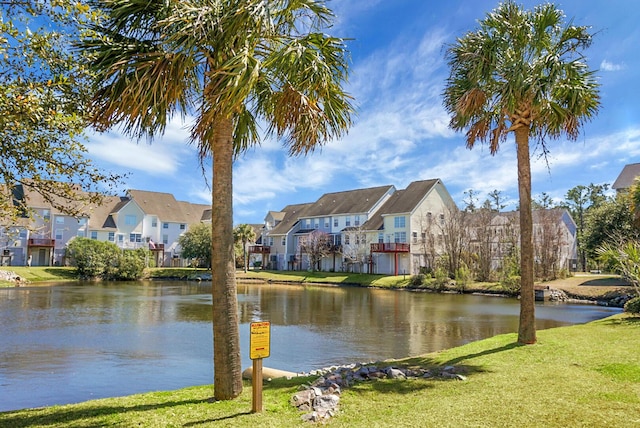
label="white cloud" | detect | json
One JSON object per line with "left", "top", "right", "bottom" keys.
{"left": 85, "top": 117, "right": 196, "bottom": 176}
{"left": 600, "top": 60, "right": 625, "bottom": 71}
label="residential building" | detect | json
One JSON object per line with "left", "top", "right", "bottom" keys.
{"left": 612, "top": 162, "right": 640, "bottom": 192}
{"left": 0, "top": 184, "right": 209, "bottom": 267}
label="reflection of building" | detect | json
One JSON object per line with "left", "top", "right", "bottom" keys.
{"left": 0, "top": 184, "right": 209, "bottom": 267}
{"left": 255, "top": 179, "right": 457, "bottom": 275}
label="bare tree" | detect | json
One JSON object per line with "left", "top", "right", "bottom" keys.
{"left": 533, "top": 209, "right": 566, "bottom": 280}
{"left": 417, "top": 212, "right": 439, "bottom": 273}
{"left": 467, "top": 207, "right": 495, "bottom": 281}
{"left": 299, "top": 230, "right": 332, "bottom": 272}
{"left": 439, "top": 205, "right": 469, "bottom": 278}
{"left": 342, "top": 227, "right": 369, "bottom": 273}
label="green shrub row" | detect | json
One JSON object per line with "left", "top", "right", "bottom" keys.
{"left": 66, "top": 237, "right": 148, "bottom": 280}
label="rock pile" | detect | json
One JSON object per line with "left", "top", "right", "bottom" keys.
{"left": 0, "top": 270, "right": 25, "bottom": 285}
{"left": 291, "top": 363, "right": 466, "bottom": 422}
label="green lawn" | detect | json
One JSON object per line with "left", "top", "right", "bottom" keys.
{"left": 1, "top": 314, "right": 639, "bottom": 427}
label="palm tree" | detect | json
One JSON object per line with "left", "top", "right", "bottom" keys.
{"left": 234, "top": 224, "right": 256, "bottom": 273}
{"left": 82, "top": 0, "right": 353, "bottom": 400}
{"left": 443, "top": 1, "right": 599, "bottom": 344}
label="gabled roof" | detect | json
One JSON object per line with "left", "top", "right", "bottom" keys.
{"left": 87, "top": 195, "right": 128, "bottom": 230}
{"left": 362, "top": 179, "right": 439, "bottom": 230}
{"left": 302, "top": 185, "right": 395, "bottom": 217}
{"left": 266, "top": 210, "right": 286, "bottom": 222}
{"left": 127, "top": 189, "right": 208, "bottom": 224}
{"left": 268, "top": 202, "right": 314, "bottom": 235}
{"left": 612, "top": 162, "right": 640, "bottom": 190}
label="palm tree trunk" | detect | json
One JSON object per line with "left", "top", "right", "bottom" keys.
{"left": 515, "top": 127, "right": 537, "bottom": 344}
{"left": 211, "top": 116, "right": 243, "bottom": 400}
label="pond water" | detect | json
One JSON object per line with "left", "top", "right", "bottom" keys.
{"left": 0, "top": 280, "right": 620, "bottom": 412}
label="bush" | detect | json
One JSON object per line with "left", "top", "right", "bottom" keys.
{"left": 66, "top": 238, "right": 146, "bottom": 280}
{"left": 500, "top": 275, "right": 521, "bottom": 295}
{"left": 624, "top": 296, "right": 640, "bottom": 314}
{"left": 409, "top": 274, "right": 425, "bottom": 287}
{"left": 455, "top": 264, "right": 471, "bottom": 293}
{"left": 431, "top": 267, "right": 449, "bottom": 291}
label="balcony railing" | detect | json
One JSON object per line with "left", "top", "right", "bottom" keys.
{"left": 28, "top": 238, "right": 55, "bottom": 247}
{"left": 370, "top": 242, "right": 410, "bottom": 253}
{"left": 249, "top": 245, "right": 271, "bottom": 254}
{"left": 149, "top": 243, "right": 165, "bottom": 251}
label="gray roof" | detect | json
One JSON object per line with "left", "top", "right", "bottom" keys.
{"left": 362, "top": 179, "right": 439, "bottom": 230}
{"left": 268, "top": 203, "right": 314, "bottom": 235}
{"left": 302, "top": 185, "right": 395, "bottom": 217}
{"left": 127, "top": 189, "right": 208, "bottom": 224}
{"left": 612, "top": 163, "right": 640, "bottom": 190}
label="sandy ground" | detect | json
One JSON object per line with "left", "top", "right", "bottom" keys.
{"left": 543, "top": 274, "right": 635, "bottom": 300}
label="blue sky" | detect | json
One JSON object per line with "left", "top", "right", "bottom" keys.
{"left": 84, "top": 0, "right": 640, "bottom": 224}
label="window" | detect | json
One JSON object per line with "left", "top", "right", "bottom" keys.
{"left": 333, "top": 218, "right": 338, "bottom": 227}
{"left": 55, "top": 217, "right": 65, "bottom": 225}
{"left": 305, "top": 219, "right": 311, "bottom": 228}
{"left": 394, "top": 216, "right": 406, "bottom": 228}
{"left": 55, "top": 229, "right": 64, "bottom": 241}
{"left": 163, "top": 223, "right": 169, "bottom": 229}
{"left": 378, "top": 232, "right": 384, "bottom": 243}
{"left": 412, "top": 231, "right": 418, "bottom": 243}
{"left": 180, "top": 224, "right": 186, "bottom": 230}
{"left": 91, "top": 231, "right": 98, "bottom": 240}
{"left": 325, "top": 219, "right": 330, "bottom": 228}
{"left": 394, "top": 232, "right": 407, "bottom": 243}
{"left": 162, "top": 234, "right": 168, "bottom": 245}
{"left": 355, "top": 215, "right": 360, "bottom": 226}
{"left": 269, "top": 237, "right": 274, "bottom": 246}
{"left": 344, "top": 234, "right": 350, "bottom": 245}
{"left": 108, "top": 232, "right": 115, "bottom": 242}
{"left": 117, "top": 234, "right": 124, "bottom": 242}
{"left": 281, "top": 237, "right": 286, "bottom": 246}
{"left": 345, "top": 216, "right": 351, "bottom": 227}
{"left": 43, "top": 210, "right": 50, "bottom": 221}
{"left": 129, "top": 233, "right": 141, "bottom": 243}
{"left": 439, "top": 213, "right": 445, "bottom": 225}
{"left": 151, "top": 219, "right": 157, "bottom": 227}
{"left": 125, "top": 215, "right": 137, "bottom": 225}
{"left": 314, "top": 219, "right": 319, "bottom": 229}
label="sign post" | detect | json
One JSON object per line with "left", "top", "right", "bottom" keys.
{"left": 249, "top": 321, "right": 271, "bottom": 413}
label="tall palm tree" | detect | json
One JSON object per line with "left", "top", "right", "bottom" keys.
{"left": 82, "top": 0, "right": 353, "bottom": 400}
{"left": 234, "top": 224, "right": 256, "bottom": 273}
{"left": 443, "top": 1, "right": 599, "bottom": 344}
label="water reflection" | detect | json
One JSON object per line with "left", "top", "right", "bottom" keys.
{"left": 0, "top": 281, "right": 620, "bottom": 411}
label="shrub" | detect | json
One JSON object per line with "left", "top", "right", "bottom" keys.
{"left": 66, "top": 238, "right": 146, "bottom": 280}
{"left": 624, "top": 296, "right": 640, "bottom": 314}
{"left": 409, "top": 274, "right": 425, "bottom": 287}
{"left": 500, "top": 275, "right": 521, "bottom": 295}
{"left": 455, "top": 264, "right": 471, "bottom": 293}
{"left": 431, "top": 267, "right": 449, "bottom": 291}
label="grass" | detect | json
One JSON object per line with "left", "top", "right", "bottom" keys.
{"left": 1, "top": 314, "right": 639, "bottom": 427}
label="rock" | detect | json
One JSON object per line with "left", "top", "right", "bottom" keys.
{"left": 291, "top": 389, "right": 316, "bottom": 408}
{"left": 387, "top": 368, "right": 406, "bottom": 379}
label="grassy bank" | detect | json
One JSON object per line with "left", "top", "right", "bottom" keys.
{"left": 1, "top": 314, "right": 638, "bottom": 427}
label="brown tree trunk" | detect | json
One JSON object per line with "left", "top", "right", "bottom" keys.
{"left": 211, "top": 116, "right": 243, "bottom": 400}
{"left": 515, "top": 127, "right": 537, "bottom": 344}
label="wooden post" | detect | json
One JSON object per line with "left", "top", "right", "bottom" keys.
{"left": 252, "top": 358, "right": 263, "bottom": 413}
{"left": 249, "top": 321, "right": 270, "bottom": 413}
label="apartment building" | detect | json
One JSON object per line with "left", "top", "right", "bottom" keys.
{"left": 0, "top": 184, "right": 209, "bottom": 267}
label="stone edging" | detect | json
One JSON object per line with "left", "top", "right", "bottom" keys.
{"left": 290, "top": 363, "right": 466, "bottom": 422}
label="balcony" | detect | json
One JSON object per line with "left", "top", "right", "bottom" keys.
{"left": 370, "top": 243, "right": 410, "bottom": 253}
{"left": 28, "top": 238, "right": 55, "bottom": 247}
{"left": 149, "top": 243, "right": 165, "bottom": 251}
{"left": 249, "top": 245, "right": 271, "bottom": 254}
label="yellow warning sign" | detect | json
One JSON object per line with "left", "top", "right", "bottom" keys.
{"left": 250, "top": 321, "right": 271, "bottom": 360}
